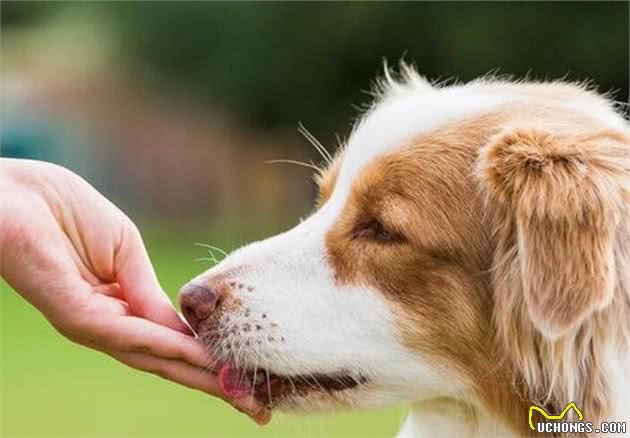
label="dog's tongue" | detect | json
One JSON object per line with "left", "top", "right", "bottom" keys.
{"left": 219, "top": 363, "right": 252, "bottom": 398}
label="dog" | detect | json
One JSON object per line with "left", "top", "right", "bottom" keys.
{"left": 179, "top": 65, "right": 630, "bottom": 437}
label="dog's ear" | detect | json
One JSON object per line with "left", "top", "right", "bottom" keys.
{"left": 477, "top": 128, "right": 628, "bottom": 340}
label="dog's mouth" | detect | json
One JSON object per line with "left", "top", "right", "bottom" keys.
{"left": 218, "top": 362, "right": 368, "bottom": 407}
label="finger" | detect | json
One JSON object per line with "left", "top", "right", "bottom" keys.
{"left": 93, "top": 282, "right": 124, "bottom": 299}
{"left": 251, "top": 406, "right": 272, "bottom": 425}
{"left": 90, "top": 315, "right": 213, "bottom": 369}
{"left": 114, "top": 223, "right": 191, "bottom": 334}
{"left": 108, "top": 350, "right": 271, "bottom": 424}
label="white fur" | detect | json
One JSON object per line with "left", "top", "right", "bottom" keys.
{"left": 192, "top": 79, "right": 515, "bottom": 410}
{"left": 187, "top": 73, "right": 629, "bottom": 436}
{"left": 202, "top": 216, "right": 457, "bottom": 411}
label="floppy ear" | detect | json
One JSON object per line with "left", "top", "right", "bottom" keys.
{"left": 477, "top": 128, "right": 628, "bottom": 340}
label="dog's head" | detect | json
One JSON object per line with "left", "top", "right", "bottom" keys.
{"left": 179, "top": 67, "right": 629, "bottom": 430}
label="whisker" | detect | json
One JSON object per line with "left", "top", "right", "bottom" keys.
{"left": 334, "top": 133, "right": 346, "bottom": 151}
{"left": 264, "top": 159, "right": 322, "bottom": 173}
{"left": 250, "top": 346, "right": 260, "bottom": 400}
{"left": 202, "top": 356, "right": 220, "bottom": 373}
{"left": 295, "top": 373, "right": 322, "bottom": 394}
{"left": 208, "top": 252, "right": 219, "bottom": 265}
{"left": 237, "top": 366, "right": 249, "bottom": 392}
{"left": 287, "top": 374, "right": 298, "bottom": 397}
{"left": 310, "top": 374, "right": 328, "bottom": 394}
{"left": 195, "top": 256, "right": 216, "bottom": 263}
{"left": 194, "top": 242, "right": 229, "bottom": 258}
{"left": 233, "top": 335, "right": 246, "bottom": 372}
{"left": 265, "top": 364, "right": 273, "bottom": 408}
{"left": 298, "top": 122, "right": 333, "bottom": 164}
{"left": 269, "top": 349, "right": 299, "bottom": 398}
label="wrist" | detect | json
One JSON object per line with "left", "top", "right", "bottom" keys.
{"left": 0, "top": 159, "right": 20, "bottom": 252}
{"left": 0, "top": 159, "right": 56, "bottom": 272}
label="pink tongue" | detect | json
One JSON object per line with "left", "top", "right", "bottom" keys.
{"left": 219, "top": 363, "right": 252, "bottom": 398}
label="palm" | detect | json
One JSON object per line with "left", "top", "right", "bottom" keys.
{"left": 0, "top": 158, "right": 270, "bottom": 425}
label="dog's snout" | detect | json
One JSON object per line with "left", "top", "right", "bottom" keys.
{"left": 179, "top": 283, "right": 223, "bottom": 333}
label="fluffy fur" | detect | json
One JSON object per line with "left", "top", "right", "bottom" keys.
{"left": 181, "top": 64, "right": 630, "bottom": 437}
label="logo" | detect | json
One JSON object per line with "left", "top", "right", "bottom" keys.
{"left": 528, "top": 402, "right": 627, "bottom": 434}
{"left": 528, "top": 402, "right": 583, "bottom": 431}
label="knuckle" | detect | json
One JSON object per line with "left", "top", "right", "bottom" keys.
{"left": 128, "top": 339, "right": 153, "bottom": 354}
{"left": 147, "top": 363, "right": 170, "bottom": 379}
{"left": 172, "top": 343, "right": 189, "bottom": 361}
{"left": 135, "top": 344, "right": 153, "bottom": 355}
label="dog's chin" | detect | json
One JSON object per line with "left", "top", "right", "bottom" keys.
{"left": 271, "top": 386, "right": 368, "bottom": 413}
{"left": 215, "top": 360, "right": 370, "bottom": 411}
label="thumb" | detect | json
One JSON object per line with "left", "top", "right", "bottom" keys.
{"left": 115, "top": 222, "right": 192, "bottom": 335}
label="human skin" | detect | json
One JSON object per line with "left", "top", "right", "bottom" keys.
{"left": 0, "top": 158, "right": 270, "bottom": 425}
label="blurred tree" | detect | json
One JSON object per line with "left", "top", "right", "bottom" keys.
{"left": 3, "top": 1, "right": 628, "bottom": 143}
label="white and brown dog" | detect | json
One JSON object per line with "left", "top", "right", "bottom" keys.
{"left": 179, "top": 65, "right": 630, "bottom": 437}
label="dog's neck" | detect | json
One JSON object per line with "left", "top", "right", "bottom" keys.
{"left": 397, "top": 349, "right": 630, "bottom": 438}
{"left": 396, "top": 398, "right": 515, "bottom": 438}
{"left": 604, "top": 349, "right": 630, "bottom": 424}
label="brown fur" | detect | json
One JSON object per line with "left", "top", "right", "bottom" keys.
{"left": 479, "top": 123, "right": 630, "bottom": 434}
{"left": 320, "top": 100, "right": 630, "bottom": 436}
{"left": 314, "top": 152, "right": 342, "bottom": 208}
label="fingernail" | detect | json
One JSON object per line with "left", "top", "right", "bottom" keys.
{"left": 253, "top": 410, "right": 272, "bottom": 426}
{"left": 232, "top": 395, "right": 270, "bottom": 424}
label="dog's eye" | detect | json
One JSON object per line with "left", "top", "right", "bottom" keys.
{"left": 353, "top": 219, "right": 405, "bottom": 243}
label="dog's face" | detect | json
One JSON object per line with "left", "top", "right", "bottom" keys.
{"left": 179, "top": 70, "right": 629, "bottom": 422}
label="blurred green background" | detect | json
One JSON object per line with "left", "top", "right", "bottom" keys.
{"left": 1, "top": 2, "right": 628, "bottom": 437}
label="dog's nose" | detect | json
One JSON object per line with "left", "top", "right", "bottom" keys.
{"left": 179, "top": 283, "right": 223, "bottom": 333}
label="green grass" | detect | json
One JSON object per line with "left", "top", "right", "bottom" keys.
{"left": 0, "top": 221, "right": 405, "bottom": 437}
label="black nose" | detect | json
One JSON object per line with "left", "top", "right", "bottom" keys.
{"left": 179, "top": 283, "right": 222, "bottom": 333}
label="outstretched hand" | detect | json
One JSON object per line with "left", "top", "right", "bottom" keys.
{"left": 0, "top": 158, "right": 270, "bottom": 425}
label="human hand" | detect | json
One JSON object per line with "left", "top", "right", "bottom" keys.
{"left": 0, "top": 158, "right": 270, "bottom": 425}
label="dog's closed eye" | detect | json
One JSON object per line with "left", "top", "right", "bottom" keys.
{"left": 352, "top": 218, "right": 406, "bottom": 243}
